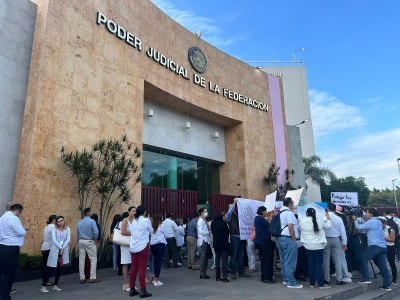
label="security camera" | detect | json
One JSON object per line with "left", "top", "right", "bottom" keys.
{"left": 195, "top": 31, "right": 201, "bottom": 38}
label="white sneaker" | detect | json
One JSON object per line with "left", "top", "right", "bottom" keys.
{"left": 343, "top": 277, "right": 352, "bottom": 283}
{"left": 331, "top": 273, "right": 336, "bottom": 277}
{"left": 211, "top": 265, "right": 216, "bottom": 270}
{"left": 177, "top": 262, "right": 181, "bottom": 266}
{"left": 283, "top": 282, "right": 288, "bottom": 285}
{"left": 153, "top": 280, "right": 163, "bottom": 286}
{"left": 40, "top": 287, "right": 49, "bottom": 293}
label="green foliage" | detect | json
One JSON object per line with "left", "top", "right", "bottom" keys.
{"left": 320, "top": 176, "right": 370, "bottom": 206}
{"left": 99, "top": 237, "right": 113, "bottom": 263}
{"left": 18, "top": 253, "right": 43, "bottom": 271}
{"left": 265, "top": 163, "right": 280, "bottom": 193}
{"left": 303, "top": 155, "right": 335, "bottom": 189}
{"left": 368, "top": 186, "right": 400, "bottom": 207}
{"left": 277, "top": 168, "right": 296, "bottom": 200}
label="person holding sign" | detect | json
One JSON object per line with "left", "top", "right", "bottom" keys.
{"left": 254, "top": 206, "right": 275, "bottom": 284}
{"left": 299, "top": 208, "right": 332, "bottom": 290}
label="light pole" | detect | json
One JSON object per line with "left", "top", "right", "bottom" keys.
{"left": 293, "top": 48, "right": 305, "bottom": 65}
{"left": 290, "top": 118, "right": 309, "bottom": 126}
{"left": 397, "top": 158, "right": 400, "bottom": 175}
{"left": 393, "top": 179, "right": 399, "bottom": 215}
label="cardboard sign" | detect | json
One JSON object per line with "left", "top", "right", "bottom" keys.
{"left": 330, "top": 192, "right": 358, "bottom": 206}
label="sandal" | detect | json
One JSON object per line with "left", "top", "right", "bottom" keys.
{"left": 123, "top": 284, "right": 131, "bottom": 292}
{"left": 145, "top": 278, "right": 152, "bottom": 283}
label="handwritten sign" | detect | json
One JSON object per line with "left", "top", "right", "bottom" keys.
{"left": 330, "top": 192, "right": 358, "bottom": 206}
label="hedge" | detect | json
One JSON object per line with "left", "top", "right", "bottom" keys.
{"left": 18, "top": 253, "right": 43, "bottom": 271}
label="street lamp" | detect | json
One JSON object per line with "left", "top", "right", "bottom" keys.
{"left": 290, "top": 119, "right": 309, "bottom": 126}
{"left": 293, "top": 48, "right": 305, "bottom": 65}
{"left": 393, "top": 179, "right": 399, "bottom": 215}
{"left": 397, "top": 158, "right": 400, "bottom": 175}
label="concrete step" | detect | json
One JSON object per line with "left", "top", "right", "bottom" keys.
{"left": 348, "top": 284, "right": 400, "bottom": 300}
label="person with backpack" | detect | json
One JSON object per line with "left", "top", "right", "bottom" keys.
{"left": 377, "top": 217, "right": 397, "bottom": 285}
{"left": 383, "top": 209, "right": 400, "bottom": 249}
{"left": 271, "top": 197, "right": 303, "bottom": 288}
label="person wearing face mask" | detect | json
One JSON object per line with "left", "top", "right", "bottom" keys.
{"left": 226, "top": 198, "right": 251, "bottom": 279}
{"left": 198, "top": 208, "right": 211, "bottom": 279}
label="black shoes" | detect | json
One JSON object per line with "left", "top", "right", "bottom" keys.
{"left": 263, "top": 280, "right": 276, "bottom": 284}
{"left": 297, "top": 276, "right": 307, "bottom": 282}
{"left": 324, "top": 280, "right": 331, "bottom": 285}
{"left": 216, "top": 277, "right": 223, "bottom": 281}
{"left": 140, "top": 289, "right": 152, "bottom": 298}
{"left": 129, "top": 289, "right": 139, "bottom": 297}
{"left": 200, "top": 275, "right": 210, "bottom": 279}
{"left": 223, "top": 278, "right": 230, "bottom": 283}
{"left": 337, "top": 281, "right": 347, "bottom": 285}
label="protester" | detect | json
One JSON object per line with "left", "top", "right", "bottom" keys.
{"left": 211, "top": 210, "right": 230, "bottom": 282}
{"left": 183, "top": 216, "right": 189, "bottom": 258}
{"left": 41, "top": 216, "right": 70, "bottom": 293}
{"left": 254, "top": 206, "right": 275, "bottom": 284}
{"left": 246, "top": 239, "right": 256, "bottom": 273}
{"left": 41, "top": 215, "right": 57, "bottom": 287}
{"left": 187, "top": 213, "right": 200, "bottom": 270}
{"left": 323, "top": 203, "right": 347, "bottom": 285}
{"left": 0, "top": 204, "right": 26, "bottom": 300}
{"left": 345, "top": 210, "right": 362, "bottom": 275}
{"left": 162, "top": 213, "right": 180, "bottom": 268}
{"left": 335, "top": 206, "right": 352, "bottom": 283}
{"left": 353, "top": 208, "right": 391, "bottom": 291}
{"left": 276, "top": 197, "right": 302, "bottom": 288}
{"left": 299, "top": 207, "right": 332, "bottom": 290}
{"left": 150, "top": 213, "right": 167, "bottom": 286}
{"left": 175, "top": 219, "right": 185, "bottom": 263}
{"left": 77, "top": 207, "right": 100, "bottom": 283}
{"left": 110, "top": 214, "right": 122, "bottom": 272}
{"left": 120, "top": 207, "right": 136, "bottom": 292}
{"left": 293, "top": 214, "right": 307, "bottom": 282}
{"left": 226, "top": 198, "right": 251, "bottom": 279}
{"left": 198, "top": 208, "right": 211, "bottom": 279}
{"left": 129, "top": 205, "right": 153, "bottom": 297}
{"left": 377, "top": 217, "right": 397, "bottom": 285}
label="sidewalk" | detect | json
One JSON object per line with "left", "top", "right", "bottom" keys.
{"left": 9, "top": 259, "right": 394, "bottom": 300}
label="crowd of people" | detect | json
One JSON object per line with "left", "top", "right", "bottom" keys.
{"left": 1, "top": 197, "right": 400, "bottom": 299}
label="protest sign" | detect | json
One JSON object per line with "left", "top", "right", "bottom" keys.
{"left": 265, "top": 191, "right": 277, "bottom": 212}
{"left": 297, "top": 202, "right": 327, "bottom": 221}
{"left": 330, "top": 192, "right": 358, "bottom": 206}
{"left": 285, "top": 188, "right": 304, "bottom": 206}
{"left": 237, "top": 198, "right": 264, "bottom": 240}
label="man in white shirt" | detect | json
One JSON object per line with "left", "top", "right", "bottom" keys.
{"left": 276, "top": 198, "right": 302, "bottom": 288}
{"left": 323, "top": 203, "right": 347, "bottom": 285}
{"left": 162, "top": 213, "right": 180, "bottom": 268}
{"left": 0, "top": 204, "right": 26, "bottom": 300}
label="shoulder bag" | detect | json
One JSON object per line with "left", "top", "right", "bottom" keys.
{"left": 112, "top": 221, "right": 131, "bottom": 247}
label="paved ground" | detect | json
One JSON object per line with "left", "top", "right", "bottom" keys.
{"left": 10, "top": 259, "right": 392, "bottom": 300}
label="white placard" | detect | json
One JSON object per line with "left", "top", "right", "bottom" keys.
{"left": 285, "top": 188, "right": 304, "bottom": 206}
{"left": 265, "top": 191, "right": 277, "bottom": 213}
{"left": 330, "top": 192, "right": 358, "bottom": 206}
{"left": 297, "top": 202, "right": 327, "bottom": 221}
{"left": 237, "top": 198, "right": 265, "bottom": 240}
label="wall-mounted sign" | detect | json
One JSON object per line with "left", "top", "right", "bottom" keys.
{"left": 95, "top": 12, "right": 268, "bottom": 113}
{"left": 188, "top": 47, "right": 207, "bottom": 73}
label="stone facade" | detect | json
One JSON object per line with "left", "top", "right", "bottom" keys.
{"left": 14, "top": 0, "right": 290, "bottom": 253}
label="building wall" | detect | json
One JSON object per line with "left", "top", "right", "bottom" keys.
{"left": 286, "top": 125, "right": 306, "bottom": 196}
{"left": 0, "top": 0, "right": 36, "bottom": 215}
{"left": 14, "top": 0, "right": 290, "bottom": 253}
{"left": 143, "top": 99, "right": 225, "bottom": 162}
{"left": 261, "top": 67, "right": 321, "bottom": 202}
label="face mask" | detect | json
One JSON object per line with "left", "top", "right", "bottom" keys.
{"left": 204, "top": 213, "right": 208, "bottom": 217}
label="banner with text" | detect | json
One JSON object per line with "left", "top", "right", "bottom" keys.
{"left": 237, "top": 198, "right": 264, "bottom": 240}
{"left": 330, "top": 192, "right": 358, "bottom": 206}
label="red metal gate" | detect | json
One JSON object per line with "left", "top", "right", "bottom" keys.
{"left": 141, "top": 186, "right": 197, "bottom": 218}
{"left": 210, "top": 193, "right": 238, "bottom": 215}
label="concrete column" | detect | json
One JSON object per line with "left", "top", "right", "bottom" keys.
{"left": 167, "top": 157, "right": 177, "bottom": 189}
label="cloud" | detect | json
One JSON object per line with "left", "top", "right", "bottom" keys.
{"left": 319, "top": 127, "right": 400, "bottom": 189}
{"left": 309, "top": 89, "right": 367, "bottom": 137}
{"left": 151, "top": 0, "right": 247, "bottom": 46}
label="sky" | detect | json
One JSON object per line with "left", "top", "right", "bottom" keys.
{"left": 151, "top": 0, "right": 400, "bottom": 190}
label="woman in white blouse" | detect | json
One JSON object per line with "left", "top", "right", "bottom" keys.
{"left": 197, "top": 208, "right": 211, "bottom": 279}
{"left": 175, "top": 219, "right": 185, "bottom": 265}
{"left": 120, "top": 207, "right": 136, "bottom": 292}
{"left": 40, "top": 216, "right": 70, "bottom": 293}
{"left": 128, "top": 205, "right": 153, "bottom": 298}
{"left": 41, "top": 215, "right": 56, "bottom": 288}
{"left": 150, "top": 213, "right": 168, "bottom": 286}
{"left": 299, "top": 208, "right": 331, "bottom": 290}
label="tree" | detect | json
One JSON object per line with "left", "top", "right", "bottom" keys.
{"left": 368, "top": 186, "right": 400, "bottom": 207}
{"left": 264, "top": 163, "right": 280, "bottom": 194}
{"left": 320, "top": 176, "right": 370, "bottom": 206}
{"left": 277, "top": 168, "right": 296, "bottom": 200}
{"left": 60, "top": 135, "right": 143, "bottom": 259}
{"left": 303, "top": 155, "right": 335, "bottom": 189}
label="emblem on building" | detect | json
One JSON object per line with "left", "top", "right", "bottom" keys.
{"left": 188, "top": 47, "right": 207, "bottom": 73}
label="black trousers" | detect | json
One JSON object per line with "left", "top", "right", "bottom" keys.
{"left": 383, "top": 245, "right": 397, "bottom": 281}
{"left": 41, "top": 250, "right": 50, "bottom": 283}
{"left": 0, "top": 245, "right": 19, "bottom": 300}
{"left": 256, "top": 239, "right": 274, "bottom": 281}
{"left": 215, "top": 249, "right": 228, "bottom": 279}
{"left": 164, "top": 238, "right": 179, "bottom": 266}
{"left": 295, "top": 246, "right": 307, "bottom": 277}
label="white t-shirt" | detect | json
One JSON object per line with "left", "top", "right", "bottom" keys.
{"left": 129, "top": 216, "right": 153, "bottom": 253}
{"left": 279, "top": 207, "right": 296, "bottom": 236}
{"left": 384, "top": 225, "right": 395, "bottom": 246}
{"left": 151, "top": 224, "right": 167, "bottom": 245}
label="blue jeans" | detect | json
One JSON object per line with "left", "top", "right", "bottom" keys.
{"left": 147, "top": 250, "right": 154, "bottom": 274}
{"left": 305, "top": 249, "right": 324, "bottom": 287}
{"left": 360, "top": 245, "right": 390, "bottom": 288}
{"left": 151, "top": 243, "right": 165, "bottom": 279}
{"left": 112, "top": 243, "right": 118, "bottom": 268}
{"left": 230, "top": 236, "right": 245, "bottom": 275}
{"left": 276, "top": 237, "right": 298, "bottom": 286}
{"left": 340, "top": 249, "right": 351, "bottom": 278}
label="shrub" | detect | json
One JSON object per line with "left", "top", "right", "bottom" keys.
{"left": 17, "top": 253, "right": 43, "bottom": 271}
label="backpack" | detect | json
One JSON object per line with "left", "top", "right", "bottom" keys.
{"left": 269, "top": 209, "right": 289, "bottom": 237}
